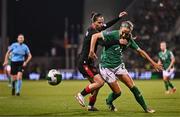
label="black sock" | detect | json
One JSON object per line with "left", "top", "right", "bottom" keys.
{"left": 12, "top": 80, "right": 16, "bottom": 89}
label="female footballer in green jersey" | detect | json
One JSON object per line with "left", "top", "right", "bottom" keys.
{"left": 158, "top": 41, "right": 176, "bottom": 94}
{"left": 75, "top": 11, "right": 127, "bottom": 111}
{"left": 89, "top": 21, "right": 162, "bottom": 113}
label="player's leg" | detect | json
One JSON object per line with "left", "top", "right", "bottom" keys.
{"left": 100, "top": 65, "right": 121, "bottom": 111}
{"left": 168, "top": 79, "right": 176, "bottom": 94}
{"left": 166, "top": 69, "right": 176, "bottom": 93}
{"left": 106, "top": 81, "right": 121, "bottom": 111}
{"left": 7, "top": 68, "right": 12, "bottom": 87}
{"left": 87, "top": 88, "right": 100, "bottom": 111}
{"left": 10, "top": 62, "right": 17, "bottom": 95}
{"left": 4, "top": 65, "right": 12, "bottom": 87}
{"left": 14, "top": 61, "right": 24, "bottom": 96}
{"left": 16, "top": 71, "right": 23, "bottom": 96}
{"left": 11, "top": 75, "right": 17, "bottom": 95}
{"left": 75, "top": 64, "right": 104, "bottom": 107}
{"left": 163, "top": 70, "right": 171, "bottom": 94}
{"left": 118, "top": 74, "right": 155, "bottom": 113}
{"left": 76, "top": 74, "right": 104, "bottom": 107}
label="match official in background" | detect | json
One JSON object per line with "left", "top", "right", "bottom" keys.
{"left": 3, "top": 34, "right": 32, "bottom": 96}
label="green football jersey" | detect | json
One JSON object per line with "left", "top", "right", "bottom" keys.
{"left": 158, "top": 49, "right": 174, "bottom": 70}
{"left": 100, "top": 30, "right": 139, "bottom": 68}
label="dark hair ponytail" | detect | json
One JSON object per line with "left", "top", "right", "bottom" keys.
{"left": 91, "top": 12, "right": 102, "bottom": 22}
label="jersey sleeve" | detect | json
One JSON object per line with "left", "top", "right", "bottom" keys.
{"left": 9, "top": 43, "right": 15, "bottom": 52}
{"left": 129, "top": 39, "right": 140, "bottom": 50}
{"left": 25, "top": 45, "right": 30, "bottom": 54}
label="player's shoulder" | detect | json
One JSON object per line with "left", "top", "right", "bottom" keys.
{"left": 158, "top": 51, "right": 162, "bottom": 54}
{"left": 167, "top": 49, "right": 174, "bottom": 56}
{"left": 11, "top": 42, "right": 18, "bottom": 46}
{"left": 166, "top": 49, "right": 172, "bottom": 53}
{"left": 158, "top": 51, "right": 162, "bottom": 56}
{"left": 10, "top": 42, "right": 19, "bottom": 48}
{"left": 21, "top": 43, "right": 29, "bottom": 49}
{"left": 103, "top": 30, "right": 119, "bottom": 35}
{"left": 85, "top": 27, "right": 97, "bottom": 36}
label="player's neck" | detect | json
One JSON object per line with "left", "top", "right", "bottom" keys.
{"left": 18, "top": 42, "right": 23, "bottom": 45}
{"left": 162, "top": 49, "right": 167, "bottom": 53}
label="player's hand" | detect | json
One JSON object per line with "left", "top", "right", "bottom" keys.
{"left": 119, "top": 39, "right": 128, "bottom": 45}
{"left": 153, "top": 62, "right": 163, "bottom": 72}
{"left": 88, "top": 50, "right": 98, "bottom": 60}
{"left": 119, "top": 11, "right": 128, "bottom": 18}
{"left": 3, "top": 61, "right": 8, "bottom": 67}
{"left": 23, "top": 62, "right": 27, "bottom": 67}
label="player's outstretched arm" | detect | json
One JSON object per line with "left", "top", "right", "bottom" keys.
{"left": 137, "top": 48, "right": 163, "bottom": 71}
{"left": 101, "top": 11, "right": 127, "bottom": 31}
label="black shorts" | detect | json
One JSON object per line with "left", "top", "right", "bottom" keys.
{"left": 11, "top": 61, "right": 24, "bottom": 75}
{"left": 77, "top": 60, "right": 99, "bottom": 79}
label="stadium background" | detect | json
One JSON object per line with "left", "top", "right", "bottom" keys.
{"left": 0, "top": 0, "right": 180, "bottom": 80}
{"left": 0, "top": 0, "right": 180, "bottom": 116}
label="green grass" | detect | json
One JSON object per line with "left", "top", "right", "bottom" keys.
{"left": 0, "top": 80, "right": 180, "bottom": 116}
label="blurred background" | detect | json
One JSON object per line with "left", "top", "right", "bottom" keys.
{"left": 0, "top": 0, "right": 180, "bottom": 80}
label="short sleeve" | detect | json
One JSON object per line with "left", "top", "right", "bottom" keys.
{"left": 9, "top": 43, "right": 15, "bottom": 52}
{"left": 25, "top": 45, "right": 30, "bottom": 54}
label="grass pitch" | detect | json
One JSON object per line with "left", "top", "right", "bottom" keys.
{"left": 0, "top": 80, "right": 180, "bottom": 116}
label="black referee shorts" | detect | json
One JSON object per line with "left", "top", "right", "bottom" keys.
{"left": 10, "top": 61, "right": 24, "bottom": 75}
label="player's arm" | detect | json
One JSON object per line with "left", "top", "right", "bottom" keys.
{"left": 157, "top": 59, "right": 161, "bottom": 64}
{"left": 100, "top": 11, "right": 127, "bottom": 31}
{"left": 137, "top": 48, "right": 162, "bottom": 71}
{"left": 89, "top": 32, "right": 128, "bottom": 59}
{"left": 89, "top": 32, "right": 103, "bottom": 59}
{"left": 3, "top": 49, "right": 11, "bottom": 66}
{"left": 167, "top": 52, "right": 175, "bottom": 71}
{"left": 23, "top": 53, "right": 32, "bottom": 67}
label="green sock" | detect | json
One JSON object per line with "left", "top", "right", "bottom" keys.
{"left": 167, "top": 80, "right": 174, "bottom": 89}
{"left": 106, "top": 92, "right": 121, "bottom": 105}
{"left": 130, "top": 86, "right": 147, "bottom": 111}
{"left": 164, "top": 81, "right": 169, "bottom": 91}
{"left": 8, "top": 76, "right": 11, "bottom": 85}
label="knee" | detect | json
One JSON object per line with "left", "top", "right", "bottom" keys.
{"left": 114, "top": 92, "right": 121, "bottom": 97}
{"left": 163, "top": 77, "right": 168, "bottom": 81}
{"left": 96, "top": 81, "right": 104, "bottom": 88}
{"left": 99, "top": 80, "right": 105, "bottom": 87}
{"left": 95, "top": 79, "right": 105, "bottom": 87}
